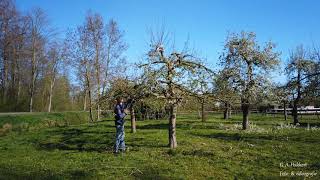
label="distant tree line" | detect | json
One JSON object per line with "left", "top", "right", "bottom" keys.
{"left": 0, "top": 0, "right": 127, "bottom": 117}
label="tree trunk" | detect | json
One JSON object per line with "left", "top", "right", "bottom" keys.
{"left": 16, "top": 75, "right": 21, "bottom": 110}
{"left": 241, "top": 102, "right": 249, "bottom": 130}
{"left": 2, "top": 48, "right": 9, "bottom": 104}
{"left": 228, "top": 105, "right": 232, "bottom": 118}
{"left": 201, "top": 100, "right": 206, "bottom": 122}
{"left": 85, "top": 65, "right": 94, "bottom": 122}
{"left": 242, "top": 62, "right": 253, "bottom": 130}
{"left": 283, "top": 101, "right": 287, "bottom": 121}
{"left": 168, "top": 104, "right": 177, "bottom": 148}
{"left": 223, "top": 102, "right": 229, "bottom": 120}
{"left": 97, "top": 103, "right": 100, "bottom": 121}
{"left": 95, "top": 69, "right": 101, "bottom": 121}
{"left": 293, "top": 101, "right": 299, "bottom": 125}
{"left": 130, "top": 107, "right": 136, "bottom": 133}
{"left": 29, "top": 37, "right": 37, "bottom": 112}
{"left": 88, "top": 87, "right": 94, "bottom": 122}
{"left": 29, "top": 70, "right": 36, "bottom": 112}
{"left": 47, "top": 76, "right": 55, "bottom": 112}
{"left": 292, "top": 68, "right": 301, "bottom": 125}
{"left": 197, "top": 110, "right": 201, "bottom": 119}
{"left": 15, "top": 60, "right": 21, "bottom": 111}
{"left": 94, "top": 40, "right": 101, "bottom": 121}
{"left": 10, "top": 47, "right": 17, "bottom": 101}
{"left": 83, "top": 89, "right": 87, "bottom": 111}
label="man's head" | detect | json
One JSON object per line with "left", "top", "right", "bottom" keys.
{"left": 116, "top": 97, "right": 123, "bottom": 104}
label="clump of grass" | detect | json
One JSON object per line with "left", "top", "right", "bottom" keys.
{"left": 276, "top": 123, "right": 298, "bottom": 130}
{"left": 0, "top": 123, "right": 13, "bottom": 136}
{"left": 2, "top": 123, "right": 12, "bottom": 131}
{"left": 227, "top": 123, "right": 242, "bottom": 131}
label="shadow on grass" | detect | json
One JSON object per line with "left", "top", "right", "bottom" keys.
{"left": 126, "top": 141, "right": 168, "bottom": 149}
{"left": 36, "top": 127, "right": 115, "bottom": 153}
{"left": 0, "top": 165, "right": 95, "bottom": 180}
{"left": 36, "top": 124, "right": 168, "bottom": 152}
{"left": 299, "top": 122, "right": 320, "bottom": 127}
{"left": 167, "top": 149, "right": 215, "bottom": 158}
{"left": 191, "top": 132, "right": 243, "bottom": 141}
{"left": 138, "top": 121, "right": 223, "bottom": 130}
{"left": 191, "top": 131, "right": 319, "bottom": 144}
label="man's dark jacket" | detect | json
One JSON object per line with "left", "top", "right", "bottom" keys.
{"left": 114, "top": 103, "right": 126, "bottom": 126}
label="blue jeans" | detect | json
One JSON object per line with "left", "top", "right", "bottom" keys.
{"left": 114, "top": 124, "right": 125, "bottom": 152}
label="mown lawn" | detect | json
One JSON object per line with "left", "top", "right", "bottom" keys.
{"left": 0, "top": 112, "right": 319, "bottom": 179}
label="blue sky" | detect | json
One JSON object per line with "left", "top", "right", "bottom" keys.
{"left": 16, "top": 0, "right": 320, "bottom": 83}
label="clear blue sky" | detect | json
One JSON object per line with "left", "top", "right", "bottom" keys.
{"left": 16, "top": 0, "right": 320, "bottom": 82}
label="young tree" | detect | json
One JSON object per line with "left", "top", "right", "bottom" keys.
{"left": 272, "top": 85, "right": 290, "bottom": 121}
{"left": 189, "top": 76, "right": 212, "bottom": 122}
{"left": 213, "top": 69, "right": 239, "bottom": 120}
{"left": 285, "top": 45, "right": 316, "bottom": 125}
{"left": 220, "top": 32, "right": 280, "bottom": 130}
{"left": 102, "top": 76, "right": 150, "bottom": 133}
{"left": 46, "top": 42, "right": 67, "bottom": 112}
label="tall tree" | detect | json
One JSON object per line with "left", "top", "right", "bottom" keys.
{"left": 101, "top": 19, "right": 128, "bottom": 96}
{"left": 69, "top": 13, "right": 127, "bottom": 121}
{"left": 0, "top": 0, "right": 16, "bottom": 104}
{"left": 87, "top": 13, "right": 105, "bottom": 121}
{"left": 220, "top": 32, "right": 280, "bottom": 130}
{"left": 26, "top": 8, "right": 50, "bottom": 112}
{"left": 69, "top": 23, "right": 95, "bottom": 121}
{"left": 0, "top": 0, "right": 28, "bottom": 110}
{"left": 140, "top": 32, "right": 212, "bottom": 148}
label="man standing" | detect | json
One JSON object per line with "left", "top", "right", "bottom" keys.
{"left": 114, "top": 97, "right": 128, "bottom": 154}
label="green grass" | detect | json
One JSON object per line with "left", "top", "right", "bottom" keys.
{"left": 0, "top": 112, "right": 90, "bottom": 132}
{"left": 0, "top": 113, "right": 319, "bottom": 179}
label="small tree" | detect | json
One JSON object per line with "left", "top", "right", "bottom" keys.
{"left": 189, "top": 74, "right": 213, "bottom": 122}
{"left": 45, "top": 41, "right": 67, "bottom": 112}
{"left": 101, "top": 77, "right": 149, "bottom": 133}
{"left": 285, "top": 45, "right": 316, "bottom": 125}
{"left": 220, "top": 32, "right": 280, "bottom": 130}
{"left": 213, "top": 69, "right": 239, "bottom": 120}
{"left": 272, "top": 85, "right": 290, "bottom": 121}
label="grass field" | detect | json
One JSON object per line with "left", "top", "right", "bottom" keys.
{"left": 0, "top": 112, "right": 319, "bottom": 179}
